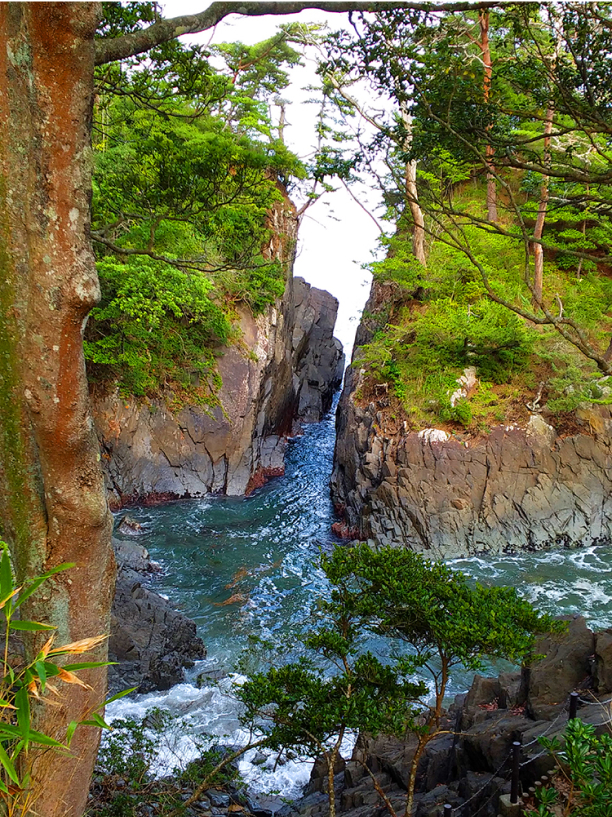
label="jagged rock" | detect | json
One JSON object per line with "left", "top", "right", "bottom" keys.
{"left": 288, "top": 623, "right": 608, "bottom": 817}
{"left": 94, "top": 275, "right": 343, "bottom": 506}
{"left": 108, "top": 539, "right": 205, "bottom": 693}
{"left": 331, "top": 284, "right": 612, "bottom": 558}
{"left": 595, "top": 628, "right": 612, "bottom": 692}
{"left": 307, "top": 754, "right": 346, "bottom": 794}
{"left": 526, "top": 616, "right": 595, "bottom": 719}
{"left": 117, "top": 514, "right": 146, "bottom": 536}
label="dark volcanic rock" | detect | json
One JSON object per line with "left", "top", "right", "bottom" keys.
{"left": 595, "top": 628, "right": 612, "bottom": 692}
{"left": 331, "top": 278, "right": 612, "bottom": 558}
{"left": 289, "top": 621, "right": 612, "bottom": 817}
{"left": 526, "top": 616, "right": 595, "bottom": 719}
{"left": 109, "top": 539, "right": 205, "bottom": 693}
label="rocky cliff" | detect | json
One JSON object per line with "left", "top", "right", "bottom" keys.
{"left": 109, "top": 538, "right": 206, "bottom": 693}
{"left": 94, "top": 274, "right": 343, "bottom": 507}
{"left": 331, "top": 281, "right": 612, "bottom": 558}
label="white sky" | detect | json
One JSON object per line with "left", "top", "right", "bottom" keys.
{"left": 162, "top": 1, "right": 382, "bottom": 354}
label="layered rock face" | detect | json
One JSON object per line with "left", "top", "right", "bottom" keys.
{"left": 331, "top": 283, "right": 612, "bottom": 558}
{"left": 94, "top": 274, "right": 343, "bottom": 506}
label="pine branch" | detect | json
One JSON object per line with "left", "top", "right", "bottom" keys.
{"left": 95, "top": 1, "right": 500, "bottom": 66}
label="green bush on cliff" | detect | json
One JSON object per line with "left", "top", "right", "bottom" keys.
{"left": 357, "top": 196, "right": 612, "bottom": 431}
{"left": 85, "top": 259, "right": 229, "bottom": 401}
{"left": 87, "top": 27, "right": 305, "bottom": 403}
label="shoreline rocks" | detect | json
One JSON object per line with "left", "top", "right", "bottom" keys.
{"left": 331, "top": 281, "right": 612, "bottom": 559}
{"left": 291, "top": 616, "right": 612, "bottom": 817}
{"left": 109, "top": 538, "right": 206, "bottom": 694}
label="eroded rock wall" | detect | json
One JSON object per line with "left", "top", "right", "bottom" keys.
{"left": 331, "top": 284, "right": 612, "bottom": 558}
{"left": 94, "top": 275, "right": 343, "bottom": 506}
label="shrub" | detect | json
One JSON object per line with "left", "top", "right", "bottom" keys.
{"left": 0, "top": 541, "right": 122, "bottom": 813}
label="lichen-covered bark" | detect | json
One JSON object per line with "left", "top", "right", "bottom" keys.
{"left": 0, "top": 4, "right": 114, "bottom": 815}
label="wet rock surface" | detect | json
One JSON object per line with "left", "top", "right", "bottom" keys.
{"left": 95, "top": 276, "right": 343, "bottom": 507}
{"left": 109, "top": 538, "right": 206, "bottom": 693}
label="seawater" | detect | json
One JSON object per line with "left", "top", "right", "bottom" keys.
{"left": 109, "top": 405, "right": 612, "bottom": 798}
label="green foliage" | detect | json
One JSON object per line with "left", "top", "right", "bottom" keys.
{"left": 89, "top": 23, "right": 306, "bottom": 403}
{"left": 237, "top": 544, "right": 559, "bottom": 815}
{"left": 0, "top": 541, "right": 121, "bottom": 813}
{"left": 321, "top": 544, "right": 563, "bottom": 674}
{"left": 318, "top": 5, "right": 612, "bottom": 388}
{"left": 85, "top": 259, "right": 227, "bottom": 401}
{"left": 90, "top": 711, "right": 244, "bottom": 817}
{"left": 413, "top": 298, "right": 533, "bottom": 383}
{"left": 535, "top": 718, "right": 612, "bottom": 816}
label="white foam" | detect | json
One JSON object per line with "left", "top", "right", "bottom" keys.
{"left": 106, "top": 678, "right": 358, "bottom": 800}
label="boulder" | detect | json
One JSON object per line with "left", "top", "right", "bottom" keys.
{"left": 108, "top": 539, "right": 206, "bottom": 693}
{"left": 595, "top": 628, "right": 612, "bottom": 693}
{"left": 527, "top": 616, "right": 595, "bottom": 719}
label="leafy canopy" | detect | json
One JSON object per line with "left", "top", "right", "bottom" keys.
{"left": 87, "top": 6, "right": 308, "bottom": 402}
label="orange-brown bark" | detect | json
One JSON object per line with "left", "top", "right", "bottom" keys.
{"left": 0, "top": 4, "right": 114, "bottom": 815}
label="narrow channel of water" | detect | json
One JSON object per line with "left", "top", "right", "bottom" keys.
{"left": 109, "top": 400, "right": 612, "bottom": 798}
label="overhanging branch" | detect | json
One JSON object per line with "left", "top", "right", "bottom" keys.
{"left": 95, "top": 0, "right": 500, "bottom": 66}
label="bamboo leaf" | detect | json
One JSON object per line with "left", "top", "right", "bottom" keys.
{"left": 35, "top": 661, "right": 47, "bottom": 692}
{"left": 0, "top": 549, "right": 12, "bottom": 600}
{"left": 66, "top": 721, "right": 78, "bottom": 747}
{"left": 38, "top": 562, "right": 75, "bottom": 580}
{"left": 96, "top": 687, "right": 137, "bottom": 710}
{"left": 80, "top": 713, "right": 110, "bottom": 730}
{"left": 15, "top": 688, "right": 30, "bottom": 744}
{"left": 11, "top": 621, "right": 55, "bottom": 632}
{"left": 62, "top": 661, "right": 115, "bottom": 671}
{"left": 27, "top": 730, "right": 64, "bottom": 748}
{"left": 57, "top": 669, "right": 91, "bottom": 689}
{"left": 0, "top": 743, "right": 19, "bottom": 786}
{"left": 0, "top": 588, "right": 20, "bottom": 612}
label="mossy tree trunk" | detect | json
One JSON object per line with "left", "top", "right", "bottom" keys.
{"left": 0, "top": 4, "right": 114, "bottom": 815}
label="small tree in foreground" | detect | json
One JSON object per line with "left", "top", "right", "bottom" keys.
{"left": 236, "top": 544, "right": 562, "bottom": 817}
{"left": 322, "top": 544, "right": 564, "bottom": 816}
{"left": 235, "top": 587, "right": 427, "bottom": 817}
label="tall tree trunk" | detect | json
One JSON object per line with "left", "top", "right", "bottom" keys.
{"left": 0, "top": 4, "right": 114, "bottom": 816}
{"left": 406, "top": 159, "right": 427, "bottom": 266}
{"left": 479, "top": 10, "right": 497, "bottom": 223}
{"left": 532, "top": 104, "right": 554, "bottom": 306}
{"left": 400, "top": 105, "right": 426, "bottom": 266}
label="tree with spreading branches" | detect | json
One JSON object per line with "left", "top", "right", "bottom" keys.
{"left": 0, "top": 3, "right": 503, "bottom": 813}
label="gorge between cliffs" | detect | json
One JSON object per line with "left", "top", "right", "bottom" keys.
{"left": 102, "top": 265, "right": 612, "bottom": 810}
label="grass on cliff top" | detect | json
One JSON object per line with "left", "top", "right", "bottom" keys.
{"left": 355, "top": 181, "right": 612, "bottom": 436}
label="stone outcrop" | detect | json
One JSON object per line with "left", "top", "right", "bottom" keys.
{"left": 108, "top": 538, "right": 206, "bottom": 693}
{"left": 331, "top": 281, "right": 612, "bottom": 559}
{"left": 290, "top": 617, "right": 612, "bottom": 817}
{"left": 94, "top": 275, "right": 343, "bottom": 507}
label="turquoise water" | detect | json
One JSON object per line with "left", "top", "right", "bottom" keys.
{"left": 110, "top": 402, "right": 612, "bottom": 795}
{"left": 114, "top": 408, "right": 339, "bottom": 671}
